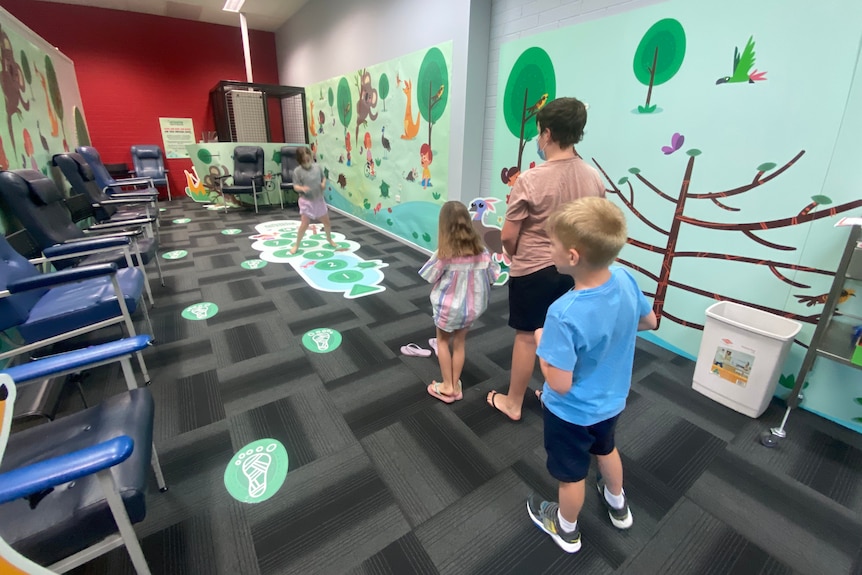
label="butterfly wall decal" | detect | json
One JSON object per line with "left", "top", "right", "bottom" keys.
{"left": 662, "top": 132, "right": 684, "bottom": 155}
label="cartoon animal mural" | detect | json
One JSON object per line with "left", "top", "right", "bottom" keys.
{"left": 715, "top": 36, "right": 767, "bottom": 85}
{"left": 0, "top": 25, "right": 30, "bottom": 155}
{"left": 401, "top": 79, "right": 421, "bottom": 140}
{"left": 33, "top": 65, "right": 58, "bottom": 138}
{"left": 354, "top": 69, "right": 378, "bottom": 150}
{"left": 309, "top": 100, "right": 317, "bottom": 137}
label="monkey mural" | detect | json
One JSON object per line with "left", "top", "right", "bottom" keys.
{"left": 0, "top": 25, "right": 29, "bottom": 156}
{"left": 354, "top": 69, "right": 378, "bottom": 151}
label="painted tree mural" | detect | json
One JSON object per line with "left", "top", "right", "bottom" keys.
{"left": 595, "top": 146, "right": 862, "bottom": 339}
{"left": 336, "top": 76, "right": 352, "bottom": 136}
{"left": 328, "top": 86, "right": 334, "bottom": 117}
{"left": 633, "top": 18, "right": 686, "bottom": 113}
{"left": 379, "top": 73, "right": 390, "bottom": 111}
{"left": 44, "top": 55, "right": 66, "bottom": 146}
{"left": 416, "top": 47, "right": 449, "bottom": 147}
{"left": 503, "top": 47, "right": 556, "bottom": 172}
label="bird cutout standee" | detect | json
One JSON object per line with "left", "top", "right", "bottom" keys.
{"left": 716, "top": 36, "right": 767, "bottom": 85}
{"left": 250, "top": 220, "right": 388, "bottom": 299}
{"left": 469, "top": 197, "right": 511, "bottom": 285}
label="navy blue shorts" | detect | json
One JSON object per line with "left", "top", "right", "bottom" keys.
{"left": 543, "top": 408, "right": 619, "bottom": 483}
{"left": 508, "top": 266, "right": 574, "bottom": 331}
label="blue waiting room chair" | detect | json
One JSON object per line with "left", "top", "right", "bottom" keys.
{"left": 76, "top": 146, "right": 159, "bottom": 198}
{"left": 0, "top": 231, "right": 153, "bottom": 385}
{"left": 0, "top": 169, "right": 164, "bottom": 304}
{"left": 130, "top": 145, "right": 171, "bottom": 201}
{"left": 0, "top": 335, "right": 166, "bottom": 574}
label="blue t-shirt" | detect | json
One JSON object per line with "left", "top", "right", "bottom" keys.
{"left": 536, "top": 267, "right": 652, "bottom": 426}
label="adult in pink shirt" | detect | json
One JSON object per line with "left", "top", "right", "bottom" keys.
{"left": 487, "top": 97, "right": 605, "bottom": 421}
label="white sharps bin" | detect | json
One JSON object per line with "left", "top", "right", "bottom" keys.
{"left": 692, "top": 301, "right": 802, "bottom": 418}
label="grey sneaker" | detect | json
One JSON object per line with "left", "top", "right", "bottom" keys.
{"left": 526, "top": 494, "right": 582, "bottom": 553}
{"left": 596, "top": 476, "right": 633, "bottom": 529}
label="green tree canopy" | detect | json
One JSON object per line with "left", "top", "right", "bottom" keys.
{"left": 503, "top": 47, "right": 556, "bottom": 142}
{"left": 74, "top": 107, "right": 90, "bottom": 146}
{"left": 20, "top": 51, "right": 30, "bottom": 85}
{"left": 417, "top": 47, "right": 449, "bottom": 146}
{"left": 336, "top": 77, "right": 352, "bottom": 131}
{"left": 44, "top": 55, "right": 63, "bottom": 123}
{"left": 379, "top": 73, "right": 390, "bottom": 110}
{"left": 633, "top": 18, "right": 686, "bottom": 86}
{"left": 328, "top": 86, "right": 334, "bottom": 110}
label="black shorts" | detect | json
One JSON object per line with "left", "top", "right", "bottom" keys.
{"left": 508, "top": 266, "right": 574, "bottom": 331}
{"left": 543, "top": 408, "right": 619, "bottom": 483}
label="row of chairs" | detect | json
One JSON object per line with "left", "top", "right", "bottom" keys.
{"left": 200, "top": 145, "right": 303, "bottom": 213}
{"left": 0, "top": 148, "right": 170, "bottom": 571}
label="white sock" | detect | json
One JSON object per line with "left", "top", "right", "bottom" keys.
{"left": 557, "top": 510, "right": 578, "bottom": 533}
{"left": 604, "top": 485, "right": 625, "bottom": 509}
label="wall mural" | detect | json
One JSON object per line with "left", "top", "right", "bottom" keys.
{"left": 0, "top": 9, "right": 89, "bottom": 233}
{"left": 492, "top": 0, "right": 862, "bottom": 431}
{"left": 305, "top": 42, "right": 452, "bottom": 252}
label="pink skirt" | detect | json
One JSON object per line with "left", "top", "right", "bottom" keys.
{"left": 298, "top": 194, "right": 328, "bottom": 220}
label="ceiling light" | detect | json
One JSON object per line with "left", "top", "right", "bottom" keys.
{"left": 223, "top": 0, "right": 246, "bottom": 13}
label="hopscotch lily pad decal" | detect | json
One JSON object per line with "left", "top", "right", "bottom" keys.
{"left": 250, "top": 220, "right": 387, "bottom": 299}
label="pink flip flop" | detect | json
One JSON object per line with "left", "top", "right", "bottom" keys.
{"left": 401, "top": 343, "right": 431, "bottom": 357}
{"left": 428, "top": 338, "right": 438, "bottom": 357}
{"left": 427, "top": 381, "right": 457, "bottom": 403}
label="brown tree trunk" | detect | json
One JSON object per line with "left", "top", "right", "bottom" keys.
{"left": 517, "top": 88, "right": 528, "bottom": 170}
{"left": 645, "top": 46, "right": 658, "bottom": 107}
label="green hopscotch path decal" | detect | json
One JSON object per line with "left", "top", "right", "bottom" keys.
{"left": 249, "top": 220, "right": 388, "bottom": 299}
{"left": 224, "top": 439, "right": 289, "bottom": 504}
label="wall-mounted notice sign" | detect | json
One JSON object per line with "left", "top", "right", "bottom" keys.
{"left": 159, "top": 117, "right": 196, "bottom": 158}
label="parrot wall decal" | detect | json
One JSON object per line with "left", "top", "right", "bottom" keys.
{"left": 716, "top": 36, "right": 767, "bottom": 84}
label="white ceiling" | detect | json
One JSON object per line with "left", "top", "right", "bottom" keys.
{"left": 35, "top": 0, "right": 309, "bottom": 32}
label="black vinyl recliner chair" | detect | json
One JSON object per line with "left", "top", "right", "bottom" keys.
{"left": 222, "top": 145, "right": 280, "bottom": 214}
{"left": 279, "top": 146, "right": 300, "bottom": 206}
{"left": 0, "top": 170, "right": 163, "bottom": 303}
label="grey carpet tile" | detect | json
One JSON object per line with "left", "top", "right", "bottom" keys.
{"left": 362, "top": 406, "right": 506, "bottom": 527}
{"left": 348, "top": 532, "right": 440, "bottom": 575}
{"left": 188, "top": 245, "right": 243, "bottom": 258}
{"left": 144, "top": 336, "right": 215, "bottom": 381}
{"left": 209, "top": 320, "right": 291, "bottom": 368}
{"left": 205, "top": 298, "right": 280, "bottom": 328}
{"left": 229, "top": 386, "right": 357, "bottom": 471}
{"left": 245, "top": 445, "right": 411, "bottom": 575}
{"left": 196, "top": 267, "right": 266, "bottom": 286}
{"left": 622, "top": 498, "right": 797, "bottom": 575}
{"left": 688, "top": 448, "right": 862, "bottom": 575}
{"left": 151, "top": 368, "right": 225, "bottom": 437}
{"left": 287, "top": 306, "right": 360, "bottom": 335}
{"left": 217, "top": 349, "right": 319, "bottom": 415}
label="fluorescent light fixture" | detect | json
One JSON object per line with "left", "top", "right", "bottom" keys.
{"left": 223, "top": 0, "right": 245, "bottom": 13}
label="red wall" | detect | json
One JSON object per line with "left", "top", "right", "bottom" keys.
{"left": 3, "top": 0, "right": 282, "bottom": 197}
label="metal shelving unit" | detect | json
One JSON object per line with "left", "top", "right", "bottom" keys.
{"left": 762, "top": 224, "right": 862, "bottom": 446}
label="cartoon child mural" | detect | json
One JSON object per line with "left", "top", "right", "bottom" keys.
{"left": 420, "top": 143, "right": 432, "bottom": 189}
{"left": 364, "top": 131, "right": 375, "bottom": 177}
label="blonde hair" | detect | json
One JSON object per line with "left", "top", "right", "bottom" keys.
{"left": 437, "top": 201, "right": 484, "bottom": 259}
{"left": 546, "top": 197, "right": 627, "bottom": 267}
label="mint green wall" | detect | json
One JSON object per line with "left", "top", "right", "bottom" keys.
{"left": 490, "top": 0, "right": 862, "bottom": 431}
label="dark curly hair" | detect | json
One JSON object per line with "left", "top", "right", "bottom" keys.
{"left": 536, "top": 97, "right": 588, "bottom": 148}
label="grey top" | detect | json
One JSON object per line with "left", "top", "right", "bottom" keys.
{"left": 292, "top": 163, "right": 324, "bottom": 200}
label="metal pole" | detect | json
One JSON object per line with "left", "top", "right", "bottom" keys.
{"left": 239, "top": 12, "right": 253, "bottom": 83}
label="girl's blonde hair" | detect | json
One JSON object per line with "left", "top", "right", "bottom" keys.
{"left": 296, "top": 147, "right": 312, "bottom": 164}
{"left": 437, "top": 201, "right": 484, "bottom": 259}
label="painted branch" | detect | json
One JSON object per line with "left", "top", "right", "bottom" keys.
{"left": 687, "top": 151, "right": 805, "bottom": 199}
{"left": 616, "top": 257, "right": 660, "bottom": 283}
{"left": 768, "top": 265, "right": 810, "bottom": 288}
{"left": 635, "top": 173, "right": 678, "bottom": 203}
{"left": 661, "top": 310, "right": 705, "bottom": 331}
{"left": 710, "top": 197, "right": 740, "bottom": 212}
{"left": 628, "top": 237, "right": 667, "bottom": 254}
{"left": 743, "top": 229, "right": 796, "bottom": 251}
{"left": 666, "top": 278, "right": 821, "bottom": 324}
{"left": 673, "top": 252, "right": 833, "bottom": 276}
{"left": 652, "top": 154, "right": 696, "bottom": 328}
{"left": 517, "top": 88, "right": 528, "bottom": 171}
{"left": 593, "top": 158, "right": 670, "bottom": 236}
{"left": 680, "top": 198, "right": 862, "bottom": 231}
{"left": 797, "top": 201, "right": 818, "bottom": 218}
{"left": 626, "top": 179, "right": 635, "bottom": 205}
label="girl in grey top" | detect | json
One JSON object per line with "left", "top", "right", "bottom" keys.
{"left": 291, "top": 147, "right": 337, "bottom": 254}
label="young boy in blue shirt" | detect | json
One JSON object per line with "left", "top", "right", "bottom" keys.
{"left": 527, "top": 197, "right": 657, "bottom": 553}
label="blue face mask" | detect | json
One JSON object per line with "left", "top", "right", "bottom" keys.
{"left": 536, "top": 138, "right": 546, "bottom": 161}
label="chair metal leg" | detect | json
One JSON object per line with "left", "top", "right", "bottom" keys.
{"left": 151, "top": 443, "right": 168, "bottom": 492}
{"left": 253, "top": 181, "right": 259, "bottom": 214}
{"left": 96, "top": 470, "right": 152, "bottom": 575}
{"left": 166, "top": 179, "right": 172, "bottom": 201}
{"left": 130, "top": 241, "right": 155, "bottom": 306}
{"left": 119, "top": 357, "right": 139, "bottom": 390}
{"left": 134, "top": 351, "right": 151, "bottom": 386}
{"left": 153, "top": 250, "right": 165, "bottom": 287}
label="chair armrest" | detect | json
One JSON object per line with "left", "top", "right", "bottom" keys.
{"left": 88, "top": 217, "right": 154, "bottom": 230}
{"left": 5, "top": 263, "right": 118, "bottom": 294}
{"left": 107, "top": 177, "right": 152, "bottom": 187}
{"left": 0, "top": 436, "right": 134, "bottom": 505}
{"left": 79, "top": 228, "right": 144, "bottom": 239}
{"left": 3, "top": 335, "right": 151, "bottom": 384}
{"left": 108, "top": 190, "right": 158, "bottom": 200}
{"left": 43, "top": 237, "right": 131, "bottom": 258}
{"left": 100, "top": 199, "right": 154, "bottom": 207}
